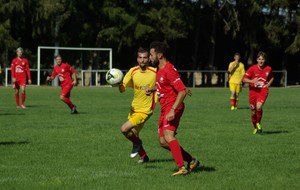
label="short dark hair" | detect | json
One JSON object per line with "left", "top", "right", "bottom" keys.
{"left": 257, "top": 51, "right": 267, "bottom": 59}
{"left": 150, "top": 41, "right": 169, "bottom": 55}
{"left": 55, "top": 54, "right": 62, "bottom": 59}
{"left": 234, "top": 52, "right": 240, "bottom": 57}
{"left": 137, "top": 47, "right": 149, "bottom": 55}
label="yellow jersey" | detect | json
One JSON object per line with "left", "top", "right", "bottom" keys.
{"left": 122, "top": 66, "right": 157, "bottom": 114}
{"left": 228, "top": 62, "right": 245, "bottom": 84}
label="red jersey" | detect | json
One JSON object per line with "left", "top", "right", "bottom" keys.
{"left": 11, "top": 57, "right": 31, "bottom": 80}
{"left": 156, "top": 61, "right": 186, "bottom": 110}
{"left": 244, "top": 64, "right": 273, "bottom": 91}
{"left": 51, "top": 63, "right": 75, "bottom": 86}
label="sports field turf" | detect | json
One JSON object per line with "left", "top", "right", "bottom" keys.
{"left": 0, "top": 86, "right": 299, "bottom": 189}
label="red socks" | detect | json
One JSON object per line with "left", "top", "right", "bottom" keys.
{"left": 256, "top": 110, "right": 263, "bottom": 124}
{"left": 251, "top": 114, "right": 257, "bottom": 128}
{"left": 63, "top": 97, "right": 74, "bottom": 108}
{"left": 168, "top": 139, "right": 185, "bottom": 168}
{"left": 21, "top": 93, "right": 26, "bottom": 105}
{"left": 15, "top": 94, "right": 20, "bottom": 106}
{"left": 230, "top": 98, "right": 235, "bottom": 107}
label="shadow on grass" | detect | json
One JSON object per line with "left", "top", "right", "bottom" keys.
{"left": 148, "top": 158, "right": 174, "bottom": 163}
{"left": 261, "top": 130, "right": 289, "bottom": 135}
{"left": 0, "top": 113, "right": 25, "bottom": 115}
{"left": 199, "top": 165, "right": 216, "bottom": 172}
{"left": 0, "top": 141, "right": 29, "bottom": 146}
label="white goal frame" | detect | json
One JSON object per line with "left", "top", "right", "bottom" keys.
{"left": 37, "top": 46, "right": 113, "bottom": 86}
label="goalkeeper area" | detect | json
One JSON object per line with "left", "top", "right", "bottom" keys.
{"left": 5, "top": 46, "right": 113, "bottom": 87}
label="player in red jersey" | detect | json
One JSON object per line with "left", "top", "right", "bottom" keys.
{"left": 11, "top": 47, "right": 32, "bottom": 108}
{"left": 147, "top": 41, "right": 200, "bottom": 176}
{"left": 243, "top": 51, "right": 274, "bottom": 134}
{"left": 47, "top": 55, "right": 78, "bottom": 114}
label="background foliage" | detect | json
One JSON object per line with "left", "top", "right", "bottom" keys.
{"left": 0, "top": 0, "right": 299, "bottom": 84}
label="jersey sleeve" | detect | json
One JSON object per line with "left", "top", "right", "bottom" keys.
{"left": 25, "top": 59, "right": 31, "bottom": 80}
{"left": 51, "top": 67, "right": 58, "bottom": 78}
{"left": 68, "top": 64, "right": 75, "bottom": 74}
{"left": 267, "top": 67, "right": 274, "bottom": 81}
{"left": 11, "top": 60, "right": 16, "bottom": 78}
{"left": 244, "top": 66, "right": 253, "bottom": 79}
{"left": 122, "top": 68, "right": 133, "bottom": 89}
{"left": 167, "top": 65, "right": 186, "bottom": 93}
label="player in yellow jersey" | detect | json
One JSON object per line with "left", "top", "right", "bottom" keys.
{"left": 228, "top": 53, "right": 245, "bottom": 110}
{"left": 119, "top": 47, "right": 157, "bottom": 163}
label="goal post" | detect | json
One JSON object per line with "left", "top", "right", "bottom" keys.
{"left": 37, "top": 46, "right": 113, "bottom": 86}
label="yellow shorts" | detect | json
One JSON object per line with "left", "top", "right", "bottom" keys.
{"left": 229, "top": 83, "right": 242, "bottom": 93}
{"left": 128, "top": 111, "right": 151, "bottom": 133}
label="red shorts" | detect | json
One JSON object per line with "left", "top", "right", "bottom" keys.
{"left": 158, "top": 105, "right": 184, "bottom": 137}
{"left": 249, "top": 88, "right": 269, "bottom": 110}
{"left": 13, "top": 78, "right": 27, "bottom": 89}
{"left": 61, "top": 84, "right": 73, "bottom": 97}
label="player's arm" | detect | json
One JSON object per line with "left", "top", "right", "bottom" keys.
{"left": 228, "top": 62, "right": 237, "bottom": 74}
{"left": 264, "top": 77, "right": 274, "bottom": 88}
{"left": 72, "top": 72, "right": 77, "bottom": 86}
{"left": 145, "top": 86, "right": 156, "bottom": 95}
{"left": 11, "top": 62, "right": 16, "bottom": 82}
{"left": 26, "top": 61, "right": 32, "bottom": 84}
{"left": 166, "top": 89, "right": 187, "bottom": 122}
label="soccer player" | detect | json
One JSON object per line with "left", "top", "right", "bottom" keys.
{"left": 228, "top": 53, "right": 245, "bottom": 110}
{"left": 119, "top": 47, "right": 156, "bottom": 163}
{"left": 47, "top": 55, "right": 78, "bottom": 114}
{"left": 243, "top": 51, "right": 274, "bottom": 134}
{"left": 147, "top": 41, "right": 200, "bottom": 176}
{"left": 11, "top": 47, "right": 32, "bottom": 108}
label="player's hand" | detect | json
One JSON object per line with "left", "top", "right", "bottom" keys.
{"left": 72, "top": 80, "right": 77, "bottom": 86}
{"left": 46, "top": 76, "right": 51, "bottom": 81}
{"left": 28, "top": 80, "right": 32, "bottom": 85}
{"left": 166, "top": 109, "right": 175, "bottom": 122}
{"left": 12, "top": 78, "right": 16, "bottom": 83}
{"left": 185, "top": 89, "right": 192, "bottom": 97}
{"left": 251, "top": 78, "right": 259, "bottom": 84}
{"left": 145, "top": 88, "right": 152, "bottom": 96}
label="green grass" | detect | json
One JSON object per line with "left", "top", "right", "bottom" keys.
{"left": 0, "top": 86, "right": 299, "bottom": 190}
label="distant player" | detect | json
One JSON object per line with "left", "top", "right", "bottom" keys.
{"left": 119, "top": 47, "right": 156, "bottom": 163}
{"left": 47, "top": 55, "right": 78, "bottom": 114}
{"left": 243, "top": 51, "right": 274, "bottom": 134}
{"left": 227, "top": 53, "right": 245, "bottom": 110}
{"left": 11, "top": 47, "right": 32, "bottom": 108}
{"left": 148, "top": 41, "right": 200, "bottom": 176}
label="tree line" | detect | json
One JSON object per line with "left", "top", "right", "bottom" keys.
{"left": 0, "top": 0, "right": 299, "bottom": 84}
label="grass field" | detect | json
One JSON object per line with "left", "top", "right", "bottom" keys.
{"left": 0, "top": 86, "right": 299, "bottom": 190}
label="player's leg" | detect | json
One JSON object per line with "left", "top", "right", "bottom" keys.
{"left": 121, "top": 112, "right": 149, "bottom": 160}
{"left": 229, "top": 83, "right": 236, "bottom": 110}
{"left": 13, "top": 82, "right": 20, "bottom": 108}
{"left": 249, "top": 91, "right": 258, "bottom": 134}
{"left": 60, "top": 85, "right": 77, "bottom": 113}
{"left": 234, "top": 84, "right": 242, "bottom": 109}
{"left": 256, "top": 90, "right": 269, "bottom": 133}
{"left": 20, "top": 85, "right": 26, "bottom": 108}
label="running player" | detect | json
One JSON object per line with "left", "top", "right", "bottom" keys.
{"left": 148, "top": 41, "right": 200, "bottom": 176}
{"left": 119, "top": 47, "right": 156, "bottom": 163}
{"left": 243, "top": 51, "right": 274, "bottom": 134}
{"left": 11, "top": 47, "right": 32, "bottom": 108}
{"left": 227, "top": 53, "right": 245, "bottom": 110}
{"left": 47, "top": 55, "right": 78, "bottom": 114}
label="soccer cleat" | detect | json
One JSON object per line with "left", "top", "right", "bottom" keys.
{"left": 137, "top": 155, "right": 149, "bottom": 164}
{"left": 21, "top": 104, "right": 26, "bottom": 109}
{"left": 172, "top": 166, "right": 189, "bottom": 176}
{"left": 252, "top": 128, "right": 258, "bottom": 135}
{"left": 256, "top": 123, "right": 262, "bottom": 134}
{"left": 17, "top": 105, "right": 21, "bottom": 108}
{"left": 71, "top": 105, "right": 78, "bottom": 114}
{"left": 130, "top": 140, "right": 142, "bottom": 158}
{"left": 188, "top": 158, "right": 200, "bottom": 172}
{"left": 234, "top": 107, "right": 238, "bottom": 110}
{"left": 231, "top": 106, "right": 235, "bottom": 111}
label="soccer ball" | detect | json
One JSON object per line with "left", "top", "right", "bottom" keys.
{"left": 105, "top": 68, "right": 124, "bottom": 85}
